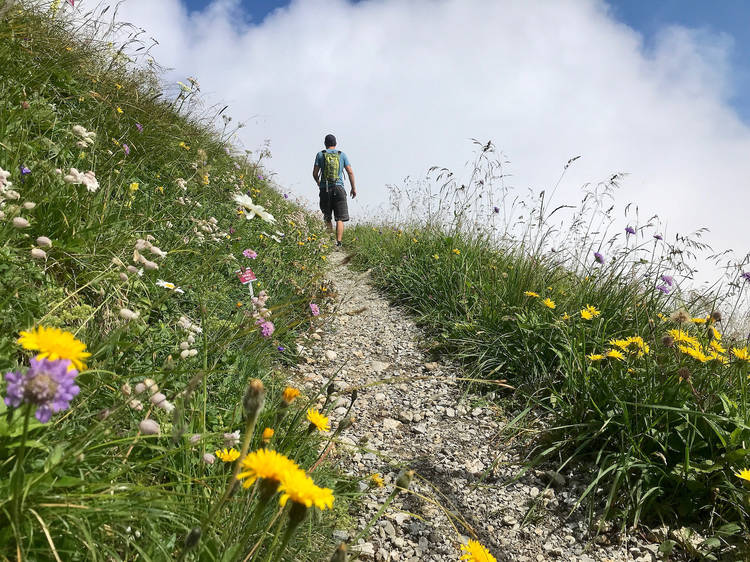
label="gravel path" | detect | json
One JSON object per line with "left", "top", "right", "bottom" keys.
{"left": 291, "top": 251, "right": 659, "bottom": 562}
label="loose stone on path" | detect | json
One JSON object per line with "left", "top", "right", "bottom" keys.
{"left": 290, "top": 251, "right": 654, "bottom": 562}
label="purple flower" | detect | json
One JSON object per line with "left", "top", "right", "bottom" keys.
{"left": 625, "top": 226, "right": 636, "bottom": 235}
{"left": 243, "top": 249, "right": 257, "bottom": 259}
{"left": 123, "top": 143, "right": 130, "bottom": 156}
{"left": 660, "top": 274, "right": 674, "bottom": 286}
{"left": 257, "top": 174, "right": 264, "bottom": 180}
{"left": 20, "top": 165, "right": 31, "bottom": 175}
{"left": 653, "top": 234, "right": 663, "bottom": 241}
{"left": 493, "top": 206, "right": 500, "bottom": 213}
{"left": 310, "top": 303, "right": 320, "bottom": 316}
{"left": 283, "top": 193, "right": 289, "bottom": 199}
{"left": 135, "top": 123, "right": 143, "bottom": 133}
{"left": 594, "top": 252, "right": 604, "bottom": 264}
{"left": 257, "top": 320, "right": 274, "bottom": 338}
{"left": 656, "top": 284, "right": 671, "bottom": 294}
{"left": 229, "top": 227, "right": 236, "bottom": 235}
{"left": 3, "top": 358, "right": 80, "bottom": 423}
{"left": 277, "top": 345, "right": 285, "bottom": 352}
{"left": 741, "top": 271, "right": 750, "bottom": 282}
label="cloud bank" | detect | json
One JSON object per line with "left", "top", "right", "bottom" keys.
{"left": 114, "top": 0, "right": 750, "bottom": 266}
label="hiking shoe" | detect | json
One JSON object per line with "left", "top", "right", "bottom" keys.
{"left": 336, "top": 241, "right": 342, "bottom": 247}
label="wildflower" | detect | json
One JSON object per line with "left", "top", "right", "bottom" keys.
{"left": 625, "top": 336, "right": 650, "bottom": 356}
{"left": 656, "top": 284, "right": 671, "bottom": 294}
{"left": 203, "top": 453, "right": 216, "bottom": 464}
{"left": 282, "top": 387, "right": 301, "bottom": 404}
{"left": 735, "top": 469, "right": 750, "bottom": 482}
{"left": 129, "top": 182, "right": 139, "bottom": 192}
{"left": 156, "top": 280, "right": 185, "bottom": 293}
{"left": 123, "top": 143, "right": 130, "bottom": 156}
{"left": 277, "top": 345, "right": 285, "bottom": 351}
{"left": 691, "top": 316, "right": 708, "bottom": 324}
{"left": 587, "top": 353, "right": 604, "bottom": 361}
{"left": 119, "top": 308, "right": 139, "bottom": 321}
{"left": 741, "top": 272, "right": 750, "bottom": 283}
{"left": 18, "top": 326, "right": 90, "bottom": 371}
{"left": 523, "top": 291, "right": 539, "bottom": 298}
{"left": 242, "top": 249, "right": 257, "bottom": 259}
{"left": 679, "top": 345, "right": 710, "bottom": 363}
{"left": 116, "top": 106, "right": 123, "bottom": 114}
{"left": 732, "top": 347, "right": 749, "bottom": 362}
{"left": 542, "top": 298, "right": 556, "bottom": 309}
{"left": 257, "top": 320, "right": 274, "bottom": 338}
{"left": 606, "top": 349, "right": 625, "bottom": 361}
{"left": 215, "top": 448, "right": 241, "bottom": 463}
{"left": 233, "top": 193, "right": 276, "bottom": 223}
{"left": 709, "top": 340, "right": 726, "bottom": 355}
{"left": 493, "top": 206, "right": 500, "bottom": 213}
{"left": 433, "top": 254, "right": 440, "bottom": 260}
{"left": 625, "top": 226, "right": 636, "bottom": 235}
{"left": 307, "top": 407, "right": 330, "bottom": 432}
{"left": 278, "top": 468, "right": 335, "bottom": 510}
{"left": 179, "top": 141, "right": 190, "bottom": 150}
{"left": 3, "top": 358, "right": 80, "bottom": 423}
{"left": 561, "top": 312, "right": 570, "bottom": 320}
{"left": 460, "top": 539, "right": 497, "bottom": 562}
{"left": 371, "top": 473, "right": 385, "bottom": 487}
{"left": 653, "top": 234, "right": 663, "bottom": 240}
{"left": 30, "top": 248, "right": 47, "bottom": 260}
{"left": 593, "top": 251, "right": 604, "bottom": 264}
{"left": 20, "top": 165, "right": 31, "bottom": 176}
{"left": 310, "top": 303, "right": 320, "bottom": 316}
{"left": 284, "top": 193, "right": 289, "bottom": 199}
{"left": 452, "top": 248, "right": 460, "bottom": 255}
{"left": 580, "top": 305, "right": 600, "bottom": 320}
{"left": 135, "top": 123, "right": 143, "bottom": 133}
{"left": 669, "top": 329, "right": 700, "bottom": 348}
{"left": 12, "top": 217, "right": 30, "bottom": 228}
{"left": 63, "top": 168, "right": 99, "bottom": 192}
{"left": 139, "top": 419, "right": 160, "bottom": 435}
{"left": 223, "top": 431, "right": 240, "bottom": 447}
{"left": 660, "top": 274, "right": 674, "bottom": 286}
{"left": 236, "top": 448, "right": 300, "bottom": 488}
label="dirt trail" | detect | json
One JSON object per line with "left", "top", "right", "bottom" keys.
{"left": 290, "top": 251, "right": 652, "bottom": 562}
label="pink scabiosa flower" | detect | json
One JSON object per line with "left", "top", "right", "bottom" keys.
{"left": 242, "top": 249, "right": 257, "bottom": 259}
{"left": 3, "top": 358, "right": 80, "bottom": 423}
{"left": 257, "top": 319, "right": 274, "bottom": 338}
{"left": 660, "top": 274, "right": 674, "bottom": 286}
{"left": 309, "top": 303, "right": 320, "bottom": 316}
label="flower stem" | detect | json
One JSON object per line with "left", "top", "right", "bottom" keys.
{"left": 11, "top": 405, "right": 32, "bottom": 529}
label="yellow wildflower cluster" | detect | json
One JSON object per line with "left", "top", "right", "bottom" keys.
{"left": 669, "top": 328, "right": 729, "bottom": 364}
{"left": 460, "top": 539, "right": 496, "bottom": 562}
{"left": 18, "top": 326, "right": 90, "bottom": 371}
{"left": 580, "top": 305, "right": 601, "bottom": 320}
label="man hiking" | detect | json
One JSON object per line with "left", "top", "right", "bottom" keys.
{"left": 313, "top": 134, "right": 356, "bottom": 247}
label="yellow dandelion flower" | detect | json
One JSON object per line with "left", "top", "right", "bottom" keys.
{"left": 433, "top": 254, "right": 440, "bottom": 260}
{"left": 307, "top": 408, "right": 330, "bottom": 432}
{"left": 155, "top": 186, "right": 164, "bottom": 194}
{"left": 262, "top": 427, "right": 274, "bottom": 442}
{"left": 460, "top": 539, "right": 497, "bottom": 562}
{"left": 282, "top": 387, "right": 301, "bottom": 404}
{"left": 215, "top": 448, "right": 240, "bottom": 462}
{"left": 691, "top": 316, "right": 708, "bottom": 324}
{"left": 237, "top": 302, "right": 243, "bottom": 307}
{"left": 371, "top": 473, "right": 385, "bottom": 488}
{"left": 736, "top": 469, "right": 750, "bottom": 482}
{"left": 710, "top": 327, "right": 722, "bottom": 341}
{"left": 17, "top": 326, "right": 91, "bottom": 371}
{"left": 587, "top": 353, "right": 605, "bottom": 361}
{"left": 115, "top": 83, "right": 123, "bottom": 89}
{"left": 606, "top": 349, "right": 625, "bottom": 361}
{"left": 278, "top": 468, "right": 334, "bottom": 510}
{"left": 709, "top": 340, "right": 726, "bottom": 355}
{"left": 625, "top": 336, "right": 650, "bottom": 356}
{"left": 731, "top": 347, "right": 749, "bottom": 362}
{"left": 116, "top": 106, "right": 123, "bottom": 114}
{"left": 561, "top": 312, "right": 570, "bottom": 321}
{"left": 668, "top": 329, "right": 700, "bottom": 348}
{"left": 523, "top": 291, "right": 539, "bottom": 298}
{"left": 679, "top": 345, "right": 710, "bottom": 363}
{"left": 609, "top": 338, "right": 629, "bottom": 350}
{"left": 542, "top": 298, "right": 556, "bottom": 309}
{"left": 412, "top": 238, "right": 418, "bottom": 243}
{"left": 452, "top": 248, "right": 460, "bottom": 255}
{"left": 129, "top": 182, "right": 139, "bottom": 192}
{"left": 236, "top": 448, "right": 301, "bottom": 489}
{"left": 178, "top": 141, "right": 190, "bottom": 150}
{"left": 580, "top": 305, "right": 600, "bottom": 320}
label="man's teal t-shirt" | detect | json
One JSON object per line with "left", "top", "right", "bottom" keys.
{"left": 315, "top": 149, "right": 350, "bottom": 187}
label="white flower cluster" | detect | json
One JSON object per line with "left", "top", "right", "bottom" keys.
{"left": 63, "top": 168, "right": 99, "bottom": 192}
{"left": 233, "top": 193, "right": 276, "bottom": 223}
{"left": 177, "top": 315, "right": 201, "bottom": 359}
{"left": 133, "top": 235, "right": 166, "bottom": 270}
{"left": 191, "top": 215, "right": 227, "bottom": 244}
{"left": 0, "top": 166, "right": 21, "bottom": 220}
{"left": 122, "top": 378, "right": 174, "bottom": 414}
{"left": 72, "top": 124, "right": 96, "bottom": 148}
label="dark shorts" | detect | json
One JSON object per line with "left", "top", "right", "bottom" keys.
{"left": 319, "top": 184, "right": 349, "bottom": 222}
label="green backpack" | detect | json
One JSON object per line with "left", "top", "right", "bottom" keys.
{"left": 320, "top": 150, "right": 342, "bottom": 185}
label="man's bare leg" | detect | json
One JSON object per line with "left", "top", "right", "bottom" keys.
{"left": 336, "top": 220, "right": 344, "bottom": 243}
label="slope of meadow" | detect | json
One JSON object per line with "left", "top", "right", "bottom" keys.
{"left": 0, "top": 4, "right": 354, "bottom": 560}
{"left": 348, "top": 146, "right": 750, "bottom": 559}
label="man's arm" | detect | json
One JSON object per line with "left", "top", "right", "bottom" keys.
{"left": 345, "top": 165, "right": 356, "bottom": 198}
{"left": 312, "top": 165, "right": 321, "bottom": 187}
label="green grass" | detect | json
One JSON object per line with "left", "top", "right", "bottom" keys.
{"left": 347, "top": 151, "right": 750, "bottom": 556}
{"left": 0, "top": 4, "right": 358, "bottom": 560}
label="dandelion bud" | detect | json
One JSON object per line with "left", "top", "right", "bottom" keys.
{"left": 150, "top": 392, "right": 167, "bottom": 407}
{"left": 121, "top": 383, "right": 132, "bottom": 396}
{"left": 281, "top": 386, "right": 300, "bottom": 405}
{"left": 12, "top": 217, "right": 30, "bottom": 228}
{"left": 330, "top": 543, "right": 348, "bottom": 562}
{"left": 661, "top": 336, "right": 674, "bottom": 348}
{"left": 129, "top": 399, "right": 143, "bottom": 411}
{"left": 183, "top": 527, "right": 202, "bottom": 551}
{"left": 30, "top": 248, "right": 47, "bottom": 260}
{"left": 119, "top": 308, "right": 139, "bottom": 321}
{"left": 202, "top": 453, "right": 216, "bottom": 465}
{"left": 243, "top": 379, "right": 265, "bottom": 418}
{"left": 180, "top": 349, "right": 190, "bottom": 359}
{"left": 190, "top": 434, "right": 202, "bottom": 444}
{"left": 23, "top": 201, "right": 36, "bottom": 209}
{"left": 395, "top": 469, "right": 415, "bottom": 492}
{"left": 678, "top": 367, "right": 691, "bottom": 382}
{"left": 139, "top": 419, "right": 160, "bottom": 435}
{"left": 710, "top": 311, "right": 722, "bottom": 323}
{"left": 119, "top": 272, "right": 129, "bottom": 282}
{"left": 337, "top": 417, "right": 355, "bottom": 433}
{"left": 261, "top": 427, "right": 274, "bottom": 444}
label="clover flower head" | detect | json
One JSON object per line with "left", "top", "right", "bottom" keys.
{"left": 310, "top": 303, "right": 320, "bottom": 316}
{"left": 242, "top": 248, "right": 257, "bottom": 259}
{"left": 4, "top": 358, "right": 80, "bottom": 422}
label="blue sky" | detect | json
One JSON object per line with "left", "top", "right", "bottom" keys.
{"left": 181, "top": 0, "right": 750, "bottom": 120}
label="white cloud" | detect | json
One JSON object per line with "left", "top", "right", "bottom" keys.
{"left": 115, "top": 0, "right": 750, "bottom": 265}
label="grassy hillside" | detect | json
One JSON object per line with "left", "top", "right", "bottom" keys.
{"left": 0, "top": 4, "right": 355, "bottom": 560}
{"left": 348, "top": 147, "right": 750, "bottom": 557}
